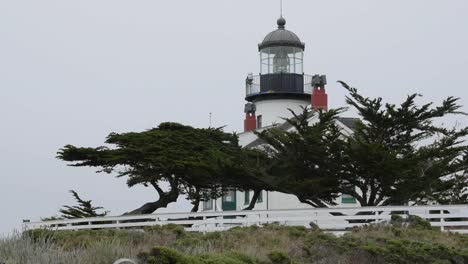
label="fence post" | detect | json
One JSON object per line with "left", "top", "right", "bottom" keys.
{"left": 440, "top": 210, "right": 445, "bottom": 231}
{"left": 203, "top": 215, "right": 207, "bottom": 234}
{"left": 315, "top": 212, "right": 318, "bottom": 227}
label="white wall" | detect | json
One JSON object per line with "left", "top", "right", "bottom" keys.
{"left": 254, "top": 98, "right": 309, "bottom": 128}
{"left": 200, "top": 190, "right": 361, "bottom": 212}
{"left": 201, "top": 191, "right": 268, "bottom": 212}
{"left": 257, "top": 191, "right": 361, "bottom": 210}
{"left": 238, "top": 130, "right": 257, "bottom": 147}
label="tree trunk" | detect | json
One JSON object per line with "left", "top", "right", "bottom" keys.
{"left": 124, "top": 181, "right": 179, "bottom": 215}
{"left": 125, "top": 191, "right": 179, "bottom": 215}
{"left": 298, "top": 196, "right": 329, "bottom": 208}
{"left": 243, "top": 189, "right": 262, "bottom": 210}
{"left": 191, "top": 196, "right": 201, "bottom": 212}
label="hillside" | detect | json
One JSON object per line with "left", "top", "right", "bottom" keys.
{"left": 1, "top": 217, "right": 468, "bottom": 264}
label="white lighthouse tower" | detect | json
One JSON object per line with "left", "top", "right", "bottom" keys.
{"left": 244, "top": 17, "right": 328, "bottom": 131}
{"left": 201, "top": 17, "right": 355, "bottom": 213}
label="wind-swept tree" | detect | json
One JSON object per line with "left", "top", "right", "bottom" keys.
{"left": 427, "top": 161, "right": 468, "bottom": 205}
{"left": 255, "top": 82, "right": 468, "bottom": 207}
{"left": 223, "top": 147, "right": 273, "bottom": 210}
{"left": 60, "top": 190, "right": 108, "bottom": 219}
{"left": 58, "top": 123, "right": 244, "bottom": 215}
{"left": 255, "top": 107, "right": 349, "bottom": 207}
{"left": 339, "top": 81, "right": 468, "bottom": 206}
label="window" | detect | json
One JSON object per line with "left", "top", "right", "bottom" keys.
{"left": 244, "top": 191, "right": 250, "bottom": 205}
{"left": 256, "top": 191, "right": 263, "bottom": 203}
{"left": 223, "top": 191, "right": 235, "bottom": 202}
{"left": 203, "top": 199, "right": 213, "bottom": 210}
{"left": 257, "top": 115, "right": 262, "bottom": 129}
{"left": 341, "top": 194, "right": 356, "bottom": 204}
{"left": 259, "top": 47, "right": 303, "bottom": 75}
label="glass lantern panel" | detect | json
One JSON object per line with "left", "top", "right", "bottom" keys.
{"left": 295, "top": 62, "right": 303, "bottom": 74}
{"left": 271, "top": 46, "right": 291, "bottom": 73}
{"left": 260, "top": 48, "right": 271, "bottom": 74}
{"left": 260, "top": 46, "right": 303, "bottom": 74}
{"left": 293, "top": 48, "right": 304, "bottom": 74}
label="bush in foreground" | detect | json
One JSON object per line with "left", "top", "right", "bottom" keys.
{"left": 1, "top": 220, "right": 468, "bottom": 264}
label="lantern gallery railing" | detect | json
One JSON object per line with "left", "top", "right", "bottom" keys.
{"left": 23, "top": 205, "right": 468, "bottom": 234}
{"left": 245, "top": 74, "right": 314, "bottom": 98}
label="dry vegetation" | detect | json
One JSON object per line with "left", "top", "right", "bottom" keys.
{"left": 1, "top": 217, "right": 468, "bottom": 264}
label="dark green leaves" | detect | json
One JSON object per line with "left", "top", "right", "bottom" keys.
{"left": 58, "top": 122, "right": 249, "bottom": 213}
{"left": 59, "top": 190, "right": 108, "bottom": 219}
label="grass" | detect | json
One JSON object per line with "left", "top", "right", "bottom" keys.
{"left": 1, "top": 217, "right": 468, "bottom": 264}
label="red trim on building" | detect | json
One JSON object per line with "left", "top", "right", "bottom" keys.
{"left": 244, "top": 113, "right": 257, "bottom": 132}
{"left": 311, "top": 86, "right": 328, "bottom": 111}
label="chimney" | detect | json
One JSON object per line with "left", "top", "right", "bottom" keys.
{"left": 244, "top": 103, "right": 257, "bottom": 132}
{"left": 311, "top": 75, "right": 328, "bottom": 111}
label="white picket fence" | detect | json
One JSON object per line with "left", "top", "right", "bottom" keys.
{"left": 23, "top": 205, "right": 468, "bottom": 234}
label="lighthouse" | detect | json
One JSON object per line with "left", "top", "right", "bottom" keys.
{"left": 244, "top": 17, "right": 328, "bottom": 131}
{"left": 202, "top": 16, "right": 359, "bottom": 213}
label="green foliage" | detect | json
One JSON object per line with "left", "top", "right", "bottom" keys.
{"left": 57, "top": 123, "right": 250, "bottom": 214}
{"left": 287, "top": 226, "right": 308, "bottom": 238}
{"left": 255, "top": 107, "right": 348, "bottom": 207}
{"left": 138, "top": 246, "right": 256, "bottom": 264}
{"left": 256, "top": 82, "right": 468, "bottom": 207}
{"left": 40, "top": 216, "right": 64, "bottom": 221}
{"left": 390, "top": 214, "right": 403, "bottom": 222}
{"left": 58, "top": 190, "right": 108, "bottom": 219}
{"left": 388, "top": 214, "right": 432, "bottom": 230}
{"left": 359, "top": 238, "right": 468, "bottom": 264}
{"left": 138, "top": 247, "right": 187, "bottom": 264}
{"left": 24, "top": 228, "right": 145, "bottom": 250}
{"left": 24, "top": 229, "right": 56, "bottom": 243}
{"left": 15, "top": 224, "right": 468, "bottom": 264}
{"left": 56, "top": 82, "right": 468, "bottom": 213}
{"left": 338, "top": 81, "right": 468, "bottom": 206}
{"left": 406, "top": 215, "right": 432, "bottom": 230}
{"left": 267, "top": 250, "right": 292, "bottom": 264}
{"left": 435, "top": 171, "right": 468, "bottom": 204}
{"left": 145, "top": 224, "right": 186, "bottom": 238}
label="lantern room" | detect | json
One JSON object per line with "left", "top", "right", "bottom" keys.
{"left": 246, "top": 17, "right": 311, "bottom": 102}
{"left": 259, "top": 17, "right": 304, "bottom": 75}
{"left": 243, "top": 16, "right": 328, "bottom": 129}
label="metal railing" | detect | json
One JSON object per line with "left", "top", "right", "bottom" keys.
{"left": 246, "top": 74, "right": 314, "bottom": 97}
{"left": 23, "top": 205, "right": 468, "bottom": 234}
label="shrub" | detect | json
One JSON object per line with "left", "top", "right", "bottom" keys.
{"left": 138, "top": 247, "right": 256, "bottom": 264}
{"left": 267, "top": 250, "right": 291, "bottom": 264}
{"left": 10, "top": 222, "right": 468, "bottom": 264}
{"left": 138, "top": 246, "right": 188, "bottom": 264}
{"left": 407, "top": 215, "right": 432, "bottom": 230}
{"left": 390, "top": 214, "right": 404, "bottom": 225}
{"left": 286, "top": 226, "right": 308, "bottom": 238}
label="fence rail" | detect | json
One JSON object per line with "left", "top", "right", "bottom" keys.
{"left": 23, "top": 205, "right": 468, "bottom": 234}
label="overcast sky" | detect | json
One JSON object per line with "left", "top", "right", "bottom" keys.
{"left": 1, "top": 0, "right": 467, "bottom": 235}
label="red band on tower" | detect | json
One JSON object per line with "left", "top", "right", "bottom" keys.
{"left": 244, "top": 112, "right": 257, "bottom": 132}
{"left": 312, "top": 86, "right": 328, "bottom": 111}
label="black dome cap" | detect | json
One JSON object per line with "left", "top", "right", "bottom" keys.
{"left": 258, "top": 17, "right": 305, "bottom": 50}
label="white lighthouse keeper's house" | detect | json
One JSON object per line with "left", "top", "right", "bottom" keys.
{"left": 201, "top": 17, "right": 360, "bottom": 213}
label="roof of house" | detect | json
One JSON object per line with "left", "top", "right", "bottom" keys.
{"left": 336, "top": 117, "right": 360, "bottom": 131}
{"left": 243, "top": 116, "right": 360, "bottom": 149}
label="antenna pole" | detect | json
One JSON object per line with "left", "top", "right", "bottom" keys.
{"left": 209, "top": 112, "right": 212, "bottom": 127}
{"left": 280, "top": 0, "right": 283, "bottom": 17}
